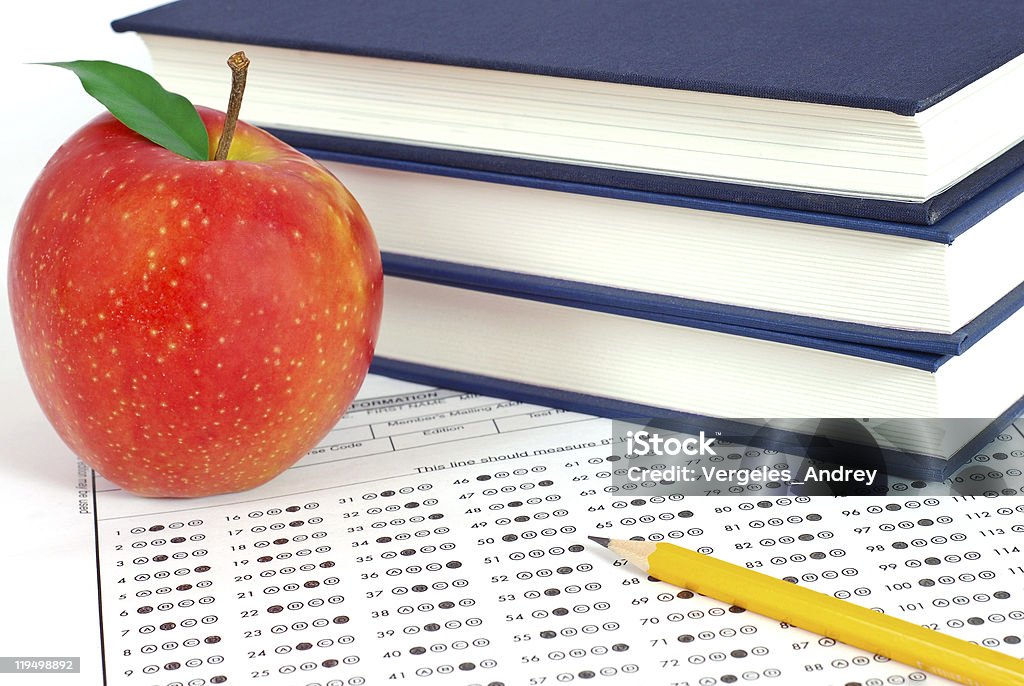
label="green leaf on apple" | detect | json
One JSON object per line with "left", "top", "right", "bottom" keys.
{"left": 42, "top": 60, "right": 209, "bottom": 161}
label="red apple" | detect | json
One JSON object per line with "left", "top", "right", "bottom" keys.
{"left": 8, "top": 106, "right": 382, "bottom": 497}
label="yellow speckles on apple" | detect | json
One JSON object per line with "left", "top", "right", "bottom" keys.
{"left": 156, "top": 182, "right": 165, "bottom": 192}
{"left": 178, "top": 256, "right": 188, "bottom": 266}
{"left": 181, "top": 219, "right": 190, "bottom": 229}
{"left": 170, "top": 198, "right": 179, "bottom": 208}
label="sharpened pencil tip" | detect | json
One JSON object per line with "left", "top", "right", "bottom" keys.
{"left": 588, "top": 536, "right": 611, "bottom": 548}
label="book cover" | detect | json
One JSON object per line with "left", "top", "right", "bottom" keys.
{"left": 288, "top": 146, "right": 1024, "bottom": 355}
{"left": 382, "top": 253, "right": 1024, "bottom": 358}
{"left": 113, "top": 0, "right": 1024, "bottom": 224}
{"left": 302, "top": 144, "right": 1024, "bottom": 244}
{"left": 112, "top": 0, "right": 1024, "bottom": 114}
{"left": 369, "top": 357, "right": 1024, "bottom": 482}
{"left": 278, "top": 130, "right": 1024, "bottom": 226}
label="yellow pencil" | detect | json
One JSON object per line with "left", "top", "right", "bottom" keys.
{"left": 590, "top": 537, "right": 1024, "bottom": 686}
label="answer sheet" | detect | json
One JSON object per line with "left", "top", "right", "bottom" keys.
{"left": 69, "top": 376, "right": 1024, "bottom": 684}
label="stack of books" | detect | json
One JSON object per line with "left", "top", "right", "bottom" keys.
{"left": 114, "top": 0, "right": 1024, "bottom": 479}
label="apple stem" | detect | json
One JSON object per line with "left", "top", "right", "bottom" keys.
{"left": 213, "top": 51, "right": 250, "bottom": 161}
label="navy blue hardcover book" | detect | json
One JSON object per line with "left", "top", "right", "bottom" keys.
{"left": 368, "top": 272, "right": 1024, "bottom": 482}
{"left": 381, "top": 254, "right": 1024, "bottom": 358}
{"left": 297, "top": 145, "right": 1024, "bottom": 356}
{"left": 113, "top": 0, "right": 1024, "bottom": 225}
{"left": 369, "top": 358, "right": 1024, "bottom": 483}
{"left": 275, "top": 130, "right": 1024, "bottom": 228}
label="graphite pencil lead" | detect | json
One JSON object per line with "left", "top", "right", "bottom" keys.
{"left": 588, "top": 536, "right": 611, "bottom": 548}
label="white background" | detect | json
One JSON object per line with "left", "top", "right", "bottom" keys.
{"left": 0, "top": 2, "right": 185, "bottom": 683}
{"left": 3, "top": 5, "right": 1021, "bottom": 686}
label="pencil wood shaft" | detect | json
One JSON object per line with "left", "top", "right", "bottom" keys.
{"left": 600, "top": 538, "right": 1024, "bottom": 686}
